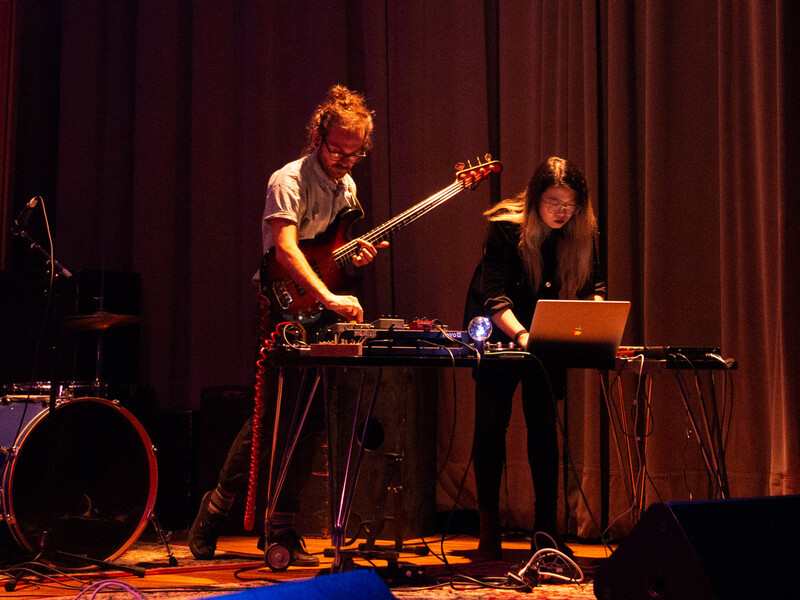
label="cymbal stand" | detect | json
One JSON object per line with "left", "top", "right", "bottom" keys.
{"left": 92, "top": 296, "right": 108, "bottom": 395}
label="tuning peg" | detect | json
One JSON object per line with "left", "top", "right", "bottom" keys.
{"left": 484, "top": 153, "right": 492, "bottom": 161}
{"left": 455, "top": 162, "right": 465, "bottom": 171}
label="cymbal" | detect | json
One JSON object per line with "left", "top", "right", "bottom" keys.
{"left": 65, "top": 310, "right": 140, "bottom": 331}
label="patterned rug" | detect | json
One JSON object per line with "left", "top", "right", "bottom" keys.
{"left": 113, "top": 538, "right": 601, "bottom": 600}
{"left": 1, "top": 537, "right": 601, "bottom": 600}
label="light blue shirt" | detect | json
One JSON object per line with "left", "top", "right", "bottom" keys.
{"left": 261, "top": 150, "right": 359, "bottom": 254}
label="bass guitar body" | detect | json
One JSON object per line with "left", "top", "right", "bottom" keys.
{"left": 260, "top": 207, "right": 364, "bottom": 323}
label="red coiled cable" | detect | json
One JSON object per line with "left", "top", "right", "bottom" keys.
{"left": 243, "top": 302, "right": 272, "bottom": 531}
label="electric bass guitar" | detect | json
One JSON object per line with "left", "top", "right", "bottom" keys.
{"left": 259, "top": 155, "right": 503, "bottom": 323}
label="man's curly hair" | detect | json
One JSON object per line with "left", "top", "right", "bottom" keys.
{"left": 303, "top": 85, "right": 374, "bottom": 155}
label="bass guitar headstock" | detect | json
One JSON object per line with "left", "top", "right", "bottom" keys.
{"left": 455, "top": 154, "right": 503, "bottom": 190}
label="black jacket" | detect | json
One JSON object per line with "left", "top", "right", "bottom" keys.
{"left": 463, "top": 221, "right": 606, "bottom": 342}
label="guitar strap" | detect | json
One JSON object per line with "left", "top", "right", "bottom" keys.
{"left": 340, "top": 178, "right": 363, "bottom": 214}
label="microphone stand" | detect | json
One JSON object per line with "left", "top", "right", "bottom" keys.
{"left": 12, "top": 225, "right": 73, "bottom": 413}
{"left": 13, "top": 227, "right": 73, "bottom": 279}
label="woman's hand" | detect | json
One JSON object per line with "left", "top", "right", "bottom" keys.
{"left": 514, "top": 330, "right": 530, "bottom": 348}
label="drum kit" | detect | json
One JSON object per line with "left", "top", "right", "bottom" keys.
{"left": 3, "top": 205, "right": 173, "bottom": 570}
{"left": 0, "top": 307, "right": 175, "bottom": 570}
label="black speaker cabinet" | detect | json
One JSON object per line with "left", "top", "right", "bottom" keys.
{"left": 327, "top": 366, "right": 438, "bottom": 541}
{"left": 593, "top": 495, "right": 800, "bottom": 600}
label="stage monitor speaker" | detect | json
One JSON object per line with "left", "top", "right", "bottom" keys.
{"left": 593, "top": 495, "right": 800, "bottom": 600}
{"left": 213, "top": 569, "right": 395, "bottom": 599}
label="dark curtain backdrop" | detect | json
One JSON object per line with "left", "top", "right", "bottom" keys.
{"left": 2, "top": 0, "right": 798, "bottom": 536}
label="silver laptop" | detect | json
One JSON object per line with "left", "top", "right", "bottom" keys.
{"left": 526, "top": 299, "right": 631, "bottom": 368}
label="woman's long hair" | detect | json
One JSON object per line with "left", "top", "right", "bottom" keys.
{"left": 485, "top": 156, "right": 598, "bottom": 298}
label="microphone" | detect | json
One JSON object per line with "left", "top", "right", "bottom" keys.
{"left": 11, "top": 196, "right": 40, "bottom": 234}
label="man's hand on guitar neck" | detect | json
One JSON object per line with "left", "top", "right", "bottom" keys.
{"left": 351, "top": 238, "right": 389, "bottom": 267}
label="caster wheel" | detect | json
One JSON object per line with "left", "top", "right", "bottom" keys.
{"left": 266, "top": 542, "right": 291, "bottom": 572}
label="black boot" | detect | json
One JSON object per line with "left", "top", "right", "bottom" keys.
{"left": 189, "top": 491, "right": 228, "bottom": 559}
{"left": 476, "top": 508, "right": 503, "bottom": 561}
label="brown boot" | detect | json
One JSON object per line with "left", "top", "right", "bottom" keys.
{"left": 476, "top": 508, "right": 503, "bottom": 561}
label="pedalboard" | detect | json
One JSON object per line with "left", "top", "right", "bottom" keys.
{"left": 326, "top": 318, "right": 474, "bottom": 357}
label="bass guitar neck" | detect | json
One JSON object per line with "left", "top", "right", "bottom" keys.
{"left": 260, "top": 155, "right": 502, "bottom": 323}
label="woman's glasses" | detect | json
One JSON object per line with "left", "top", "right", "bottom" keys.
{"left": 543, "top": 198, "right": 580, "bottom": 216}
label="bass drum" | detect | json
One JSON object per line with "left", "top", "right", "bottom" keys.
{"left": 0, "top": 397, "right": 157, "bottom": 566}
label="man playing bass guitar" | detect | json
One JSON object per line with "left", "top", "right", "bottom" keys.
{"left": 189, "top": 85, "right": 385, "bottom": 566}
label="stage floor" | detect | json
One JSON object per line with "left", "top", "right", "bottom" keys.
{"left": 0, "top": 534, "right": 609, "bottom": 599}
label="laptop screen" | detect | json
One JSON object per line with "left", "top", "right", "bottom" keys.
{"left": 526, "top": 299, "right": 631, "bottom": 368}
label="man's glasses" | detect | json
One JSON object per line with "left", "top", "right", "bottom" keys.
{"left": 542, "top": 198, "right": 580, "bottom": 216}
{"left": 324, "top": 141, "right": 367, "bottom": 164}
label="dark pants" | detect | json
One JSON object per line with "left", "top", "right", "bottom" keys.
{"left": 472, "top": 363, "right": 564, "bottom": 531}
{"left": 217, "top": 364, "right": 326, "bottom": 514}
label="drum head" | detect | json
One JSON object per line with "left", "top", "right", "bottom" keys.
{"left": 5, "top": 398, "right": 157, "bottom": 565}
